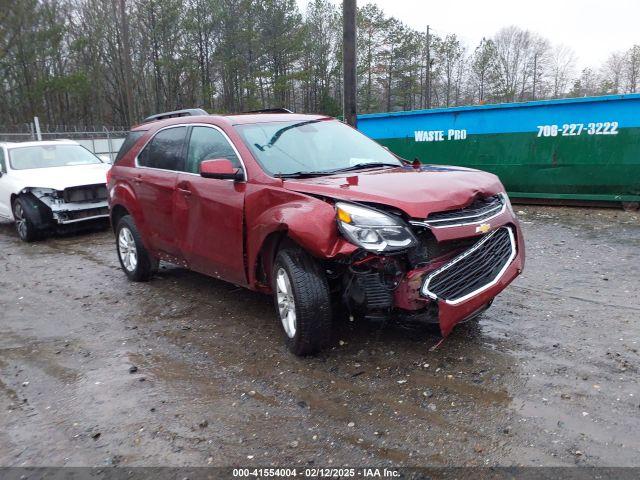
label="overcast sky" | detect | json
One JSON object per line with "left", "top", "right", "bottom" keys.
{"left": 302, "top": 0, "right": 639, "bottom": 70}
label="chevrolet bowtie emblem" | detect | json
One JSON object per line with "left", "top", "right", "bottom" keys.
{"left": 476, "top": 223, "right": 491, "bottom": 234}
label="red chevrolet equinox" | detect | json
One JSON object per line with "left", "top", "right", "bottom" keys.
{"left": 108, "top": 108, "right": 525, "bottom": 355}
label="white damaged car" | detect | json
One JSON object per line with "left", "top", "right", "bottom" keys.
{"left": 0, "top": 140, "right": 111, "bottom": 241}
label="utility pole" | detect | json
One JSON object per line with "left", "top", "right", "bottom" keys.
{"left": 343, "top": 0, "right": 357, "bottom": 127}
{"left": 118, "top": 0, "right": 135, "bottom": 126}
{"left": 426, "top": 25, "right": 431, "bottom": 109}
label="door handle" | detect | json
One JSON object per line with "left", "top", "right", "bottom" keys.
{"left": 133, "top": 175, "right": 142, "bottom": 185}
{"left": 177, "top": 187, "right": 192, "bottom": 196}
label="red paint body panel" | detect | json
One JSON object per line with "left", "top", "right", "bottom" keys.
{"left": 244, "top": 184, "right": 358, "bottom": 288}
{"left": 109, "top": 114, "right": 525, "bottom": 340}
{"left": 131, "top": 168, "right": 182, "bottom": 259}
{"left": 174, "top": 173, "right": 246, "bottom": 285}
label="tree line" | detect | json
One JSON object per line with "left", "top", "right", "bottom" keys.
{"left": 1, "top": 0, "right": 639, "bottom": 128}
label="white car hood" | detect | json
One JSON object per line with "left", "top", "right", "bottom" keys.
{"left": 10, "top": 163, "right": 110, "bottom": 191}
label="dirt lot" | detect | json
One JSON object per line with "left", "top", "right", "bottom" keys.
{"left": 0, "top": 206, "right": 639, "bottom": 467}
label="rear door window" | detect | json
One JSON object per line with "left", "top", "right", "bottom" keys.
{"left": 138, "top": 127, "right": 187, "bottom": 171}
{"left": 184, "top": 126, "right": 240, "bottom": 174}
{"left": 115, "top": 130, "right": 146, "bottom": 164}
{"left": 0, "top": 148, "right": 6, "bottom": 173}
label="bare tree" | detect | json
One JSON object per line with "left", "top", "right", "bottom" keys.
{"left": 569, "top": 68, "right": 601, "bottom": 97}
{"left": 491, "top": 26, "right": 532, "bottom": 101}
{"left": 625, "top": 45, "right": 640, "bottom": 93}
{"left": 434, "top": 34, "right": 465, "bottom": 107}
{"left": 600, "top": 51, "right": 625, "bottom": 94}
{"left": 469, "top": 38, "right": 496, "bottom": 103}
{"left": 549, "top": 45, "right": 576, "bottom": 98}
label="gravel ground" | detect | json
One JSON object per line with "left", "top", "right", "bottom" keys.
{"left": 0, "top": 206, "right": 638, "bottom": 467}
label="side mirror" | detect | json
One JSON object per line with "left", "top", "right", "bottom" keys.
{"left": 200, "top": 158, "right": 243, "bottom": 181}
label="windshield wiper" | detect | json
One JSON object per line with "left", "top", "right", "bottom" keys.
{"left": 324, "top": 162, "right": 401, "bottom": 173}
{"left": 273, "top": 171, "right": 336, "bottom": 178}
{"left": 274, "top": 163, "right": 401, "bottom": 179}
{"left": 255, "top": 119, "right": 326, "bottom": 151}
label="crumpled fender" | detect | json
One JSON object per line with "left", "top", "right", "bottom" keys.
{"left": 244, "top": 184, "right": 357, "bottom": 288}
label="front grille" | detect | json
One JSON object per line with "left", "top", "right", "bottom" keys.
{"left": 407, "top": 230, "right": 478, "bottom": 269}
{"left": 63, "top": 184, "right": 108, "bottom": 203}
{"left": 422, "top": 227, "right": 515, "bottom": 303}
{"left": 415, "top": 195, "right": 504, "bottom": 227}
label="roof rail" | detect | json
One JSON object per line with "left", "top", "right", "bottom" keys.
{"left": 142, "top": 108, "right": 208, "bottom": 123}
{"left": 244, "top": 108, "right": 293, "bottom": 114}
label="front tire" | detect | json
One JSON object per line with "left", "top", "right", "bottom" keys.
{"left": 13, "top": 197, "right": 41, "bottom": 242}
{"left": 272, "top": 247, "right": 332, "bottom": 356}
{"left": 116, "top": 215, "right": 157, "bottom": 282}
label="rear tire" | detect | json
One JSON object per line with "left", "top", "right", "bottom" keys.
{"left": 116, "top": 215, "right": 157, "bottom": 282}
{"left": 272, "top": 247, "right": 332, "bottom": 356}
{"left": 12, "top": 197, "right": 41, "bottom": 242}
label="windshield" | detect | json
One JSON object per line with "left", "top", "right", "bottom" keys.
{"left": 9, "top": 144, "right": 103, "bottom": 170}
{"left": 236, "top": 119, "right": 402, "bottom": 176}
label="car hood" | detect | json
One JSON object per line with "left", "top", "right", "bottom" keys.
{"left": 282, "top": 165, "right": 504, "bottom": 219}
{"left": 9, "top": 163, "right": 111, "bottom": 191}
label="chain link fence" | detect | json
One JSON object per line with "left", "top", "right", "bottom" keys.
{"left": 0, "top": 123, "right": 129, "bottom": 163}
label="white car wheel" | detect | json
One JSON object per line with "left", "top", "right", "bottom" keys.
{"left": 118, "top": 226, "right": 138, "bottom": 272}
{"left": 276, "top": 267, "right": 297, "bottom": 338}
{"left": 13, "top": 202, "right": 28, "bottom": 240}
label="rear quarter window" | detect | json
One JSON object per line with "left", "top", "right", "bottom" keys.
{"left": 114, "top": 131, "right": 146, "bottom": 164}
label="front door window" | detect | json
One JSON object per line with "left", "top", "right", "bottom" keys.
{"left": 184, "top": 126, "right": 240, "bottom": 174}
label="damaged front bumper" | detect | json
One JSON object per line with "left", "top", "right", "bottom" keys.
{"left": 25, "top": 186, "right": 109, "bottom": 226}
{"left": 397, "top": 223, "right": 524, "bottom": 336}
{"left": 341, "top": 198, "right": 525, "bottom": 337}
{"left": 51, "top": 202, "right": 110, "bottom": 224}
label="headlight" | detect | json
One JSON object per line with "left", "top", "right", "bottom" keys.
{"left": 335, "top": 202, "right": 417, "bottom": 252}
{"left": 27, "top": 188, "right": 63, "bottom": 202}
{"left": 499, "top": 192, "right": 515, "bottom": 216}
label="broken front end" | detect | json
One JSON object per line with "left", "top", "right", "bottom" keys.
{"left": 21, "top": 184, "right": 109, "bottom": 228}
{"left": 328, "top": 194, "right": 525, "bottom": 336}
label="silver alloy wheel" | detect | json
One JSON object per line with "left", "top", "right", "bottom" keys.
{"left": 13, "top": 203, "right": 27, "bottom": 239}
{"left": 118, "top": 227, "right": 138, "bottom": 272}
{"left": 276, "top": 267, "right": 297, "bottom": 338}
